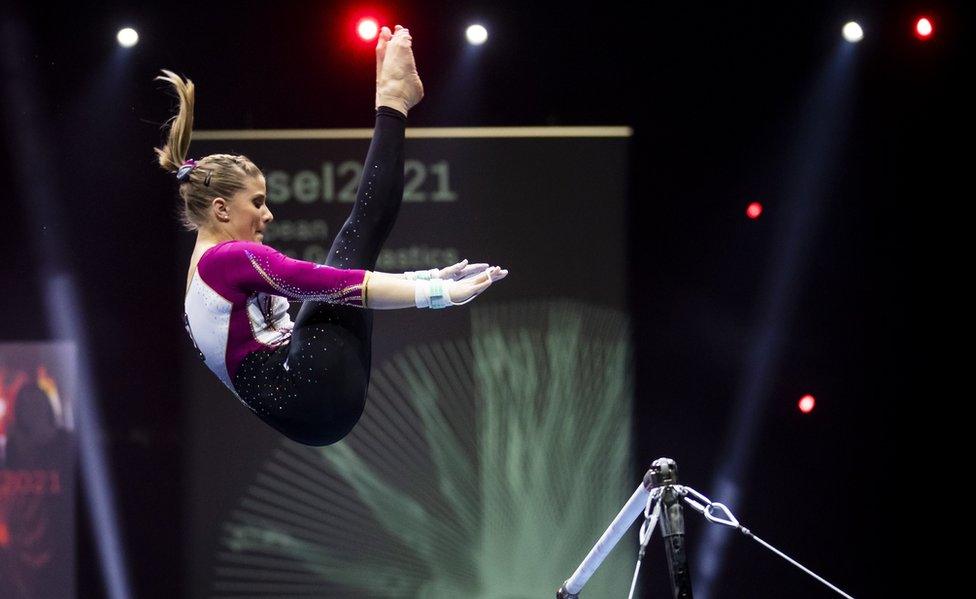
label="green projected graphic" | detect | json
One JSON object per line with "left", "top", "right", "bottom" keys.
{"left": 211, "top": 300, "right": 633, "bottom": 598}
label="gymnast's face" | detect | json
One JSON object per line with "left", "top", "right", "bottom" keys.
{"left": 221, "top": 175, "right": 273, "bottom": 243}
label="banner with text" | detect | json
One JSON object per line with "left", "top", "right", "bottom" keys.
{"left": 183, "top": 128, "right": 633, "bottom": 598}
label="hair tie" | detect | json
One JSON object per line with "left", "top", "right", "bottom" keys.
{"left": 175, "top": 159, "right": 197, "bottom": 183}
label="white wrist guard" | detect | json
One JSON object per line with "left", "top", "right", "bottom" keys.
{"left": 404, "top": 268, "right": 441, "bottom": 280}
{"left": 415, "top": 279, "right": 455, "bottom": 309}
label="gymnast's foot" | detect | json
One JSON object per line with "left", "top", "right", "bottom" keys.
{"left": 375, "top": 25, "right": 424, "bottom": 117}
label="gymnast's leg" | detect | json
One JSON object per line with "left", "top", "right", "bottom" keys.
{"left": 281, "top": 106, "right": 405, "bottom": 444}
{"left": 281, "top": 26, "right": 419, "bottom": 445}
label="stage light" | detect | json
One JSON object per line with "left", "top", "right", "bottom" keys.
{"left": 357, "top": 18, "right": 379, "bottom": 42}
{"left": 798, "top": 394, "right": 816, "bottom": 413}
{"left": 746, "top": 202, "right": 763, "bottom": 219}
{"left": 915, "top": 17, "right": 934, "bottom": 40}
{"left": 842, "top": 22, "right": 863, "bottom": 43}
{"left": 116, "top": 27, "right": 138, "bottom": 48}
{"left": 466, "top": 24, "right": 488, "bottom": 45}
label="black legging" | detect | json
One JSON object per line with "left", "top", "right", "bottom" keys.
{"left": 233, "top": 107, "right": 406, "bottom": 446}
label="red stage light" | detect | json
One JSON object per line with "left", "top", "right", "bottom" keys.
{"left": 357, "top": 18, "right": 379, "bottom": 41}
{"left": 915, "top": 17, "right": 934, "bottom": 40}
{"left": 746, "top": 202, "right": 763, "bottom": 219}
{"left": 798, "top": 394, "right": 816, "bottom": 414}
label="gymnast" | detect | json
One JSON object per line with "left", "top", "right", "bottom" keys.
{"left": 157, "top": 25, "right": 508, "bottom": 446}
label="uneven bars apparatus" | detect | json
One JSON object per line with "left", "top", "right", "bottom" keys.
{"left": 556, "top": 457, "right": 856, "bottom": 599}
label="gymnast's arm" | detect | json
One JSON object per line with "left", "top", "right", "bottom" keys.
{"left": 205, "top": 241, "right": 503, "bottom": 310}
{"left": 205, "top": 240, "right": 458, "bottom": 309}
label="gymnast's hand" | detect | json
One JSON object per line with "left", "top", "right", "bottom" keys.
{"left": 448, "top": 266, "right": 509, "bottom": 305}
{"left": 375, "top": 24, "right": 424, "bottom": 116}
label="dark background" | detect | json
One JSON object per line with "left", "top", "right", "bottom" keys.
{"left": 2, "top": 0, "right": 956, "bottom": 596}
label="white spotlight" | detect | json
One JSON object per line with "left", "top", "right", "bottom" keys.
{"left": 466, "top": 24, "right": 488, "bottom": 46}
{"left": 357, "top": 19, "right": 378, "bottom": 41}
{"left": 117, "top": 27, "right": 139, "bottom": 48}
{"left": 842, "top": 21, "right": 863, "bottom": 43}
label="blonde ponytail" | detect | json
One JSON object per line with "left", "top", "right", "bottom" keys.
{"left": 154, "top": 69, "right": 195, "bottom": 173}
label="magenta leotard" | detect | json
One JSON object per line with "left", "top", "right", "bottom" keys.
{"left": 183, "top": 240, "right": 371, "bottom": 404}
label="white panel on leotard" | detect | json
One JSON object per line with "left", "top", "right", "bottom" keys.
{"left": 184, "top": 271, "right": 234, "bottom": 392}
{"left": 246, "top": 293, "right": 293, "bottom": 349}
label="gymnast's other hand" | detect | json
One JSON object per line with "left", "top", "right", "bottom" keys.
{"left": 448, "top": 266, "right": 508, "bottom": 305}
{"left": 437, "top": 259, "right": 491, "bottom": 281}
{"left": 375, "top": 24, "right": 424, "bottom": 116}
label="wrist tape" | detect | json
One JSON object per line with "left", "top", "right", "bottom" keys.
{"left": 415, "top": 279, "right": 454, "bottom": 309}
{"left": 405, "top": 268, "right": 441, "bottom": 281}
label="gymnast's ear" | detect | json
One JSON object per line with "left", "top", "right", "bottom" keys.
{"left": 210, "top": 196, "right": 231, "bottom": 222}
